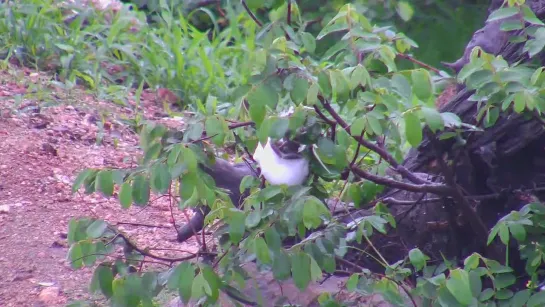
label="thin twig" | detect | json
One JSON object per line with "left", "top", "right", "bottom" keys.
{"left": 168, "top": 186, "right": 179, "bottom": 232}
{"left": 115, "top": 230, "right": 216, "bottom": 263}
{"left": 241, "top": 0, "right": 263, "bottom": 26}
{"left": 114, "top": 222, "right": 170, "bottom": 229}
{"left": 396, "top": 53, "right": 441, "bottom": 74}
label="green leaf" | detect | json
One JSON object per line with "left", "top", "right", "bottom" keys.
{"left": 346, "top": 274, "right": 359, "bottom": 291}
{"left": 303, "top": 197, "right": 331, "bottom": 229}
{"left": 94, "top": 265, "right": 114, "bottom": 298}
{"left": 494, "top": 273, "right": 515, "bottom": 289}
{"left": 177, "top": 262, "right": 195, "bottom": 304}
{"left": 249, "top": 103, "right": 266, "bottom": 126}
{"left": 513, "top": 92, "right": 526, "bottom": 113}
{"left": 306, "top": 82, "right": 320, "bottom": 105}
{"left": 265, "top": 227, "right": 282, "bottom": 251}
{"left": 245, "top": 210, "right": 261, "bottom": 228}
{"left": 119, "top": 182, "right": 133, "bottom": 209}
{"left": 205, "top": 116, "right": 227, "bottom": 146}
{"left": 421, "top": 107, "right": 444, "bottom": 132}
{"left": 291, "top": 77, "right": 309, "bottom": 105}
{"left": 396, "top": 1, "right": 414, "bottom": 21}
{"left": 498, "top": 223, "right": 510, "bottom": 245}
{"left": 301, "top": 32, "right": 316, "bottom": 54}
{"left": 479, "top": 288, "right": 495, "bottom": 301}
{"left": 487, "top": 7, "right": 519, "bottom": 22}
{"left": 522, "top": 5, "right": 544, "bottom": 25}
{"left": 310, "top": 256, "right": 322, "bottom": 282}
{"left": 132, "top": 175, "right": 150, "bottom": 206}
{"left": 269, "top": 117, "right": 290, "bottom": 139}
{"left": 512, "top": 289, "right": 531, "bottom": 307}
{"left": 464, "top": 253, "right": 480, "bottom": 270}
{"left": 248, "top": 83, "right": 278, "bottom": 109}
{"left": 68, "top": 242, "right": 84, "bottom": 269}
{"left": 272, "top": 250, "right": 291, "bottom": 280}
{"left": 446, "top": 269, "right": 473, "bottom": 305}
{"left": 469, "top": 271, "right": 482, "bottom": 298}
{"left": 408, "top": 248, "right": 427, "bottom": 271}
{"left": 350, "top": 65, "right": 370, "bottom": 90}
{"left": 291, "top": 252, "right": 311, "bottom": 291}
{"left": 96, "top": 170, "right": 114, "bottom": 197}
{"left": 509, "top": 223, "right": 526, "bottom": 241}
{"left": 151, "top": 164, "right": 171, "bottom": 194}
{"left": 411, "top": 69, "right": 433, "bottom": 102}
{"left": 254, "top": 237, "right": 272, "bottom": 264}
{"left": 201, "top": 266, "right": 221, "bottom": 302}
{"left": 72, "top": 169, "right": 93, "bottom": 193}
{"left": 86, "top": 220, "right": 108, "bottom": 239}
{"left": 351, "top": 117, "right": 366, "bottom": 137}
{"left": 228, "top": 210, "right": 246, "bottom": 244}
{"left": 404, "top": 112, "right": 422, "bottom": 147}
{"left": 524, "top": 28, "right": 545, "bottom": 58}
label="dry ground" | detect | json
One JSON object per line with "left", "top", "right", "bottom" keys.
{"left": 0, "top": 67, "right": 201, "bottom": 306}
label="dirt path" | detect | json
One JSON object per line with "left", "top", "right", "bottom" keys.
{"left": 0, "top": 69, "right": 199, "bottom": 306}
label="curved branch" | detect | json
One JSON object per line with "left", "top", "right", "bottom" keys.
{"left": 317, "top": 96, "right": 433, "bottom": 185}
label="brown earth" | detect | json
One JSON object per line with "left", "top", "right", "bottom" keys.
{"left": 0, "top": 68, "right": 200, "bottom": 306}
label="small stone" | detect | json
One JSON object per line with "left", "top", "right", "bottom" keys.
{"left": 38, "top": 287, "right": 60, "bottom": 304}
{"left": 0, "top": 205, "right": 9, "bottom": 214}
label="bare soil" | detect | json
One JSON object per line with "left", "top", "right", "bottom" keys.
{"left": 0, "top": 68, "right": 200, "bottom": 306}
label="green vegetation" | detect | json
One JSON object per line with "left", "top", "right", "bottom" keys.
{"left": 4, "top": 0, "right": 545, "bottom": 306}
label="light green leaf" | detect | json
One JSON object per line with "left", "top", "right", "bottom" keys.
{"left": 272, "top": 250, "right": 291, "bottom": 280}
{"left": 248, "top": 83, "right": 278, "bottom": 109}
{"left": 446, "top": 269, "right": 473, "bottom": 305}
{"left": 151, "top": 164, "right": 171, "bottom": 194}
{"left": 291, "top": 77, "right": 309, "bottom": 105}
{"left": 254, "top": 237, "right": 272, "bottom": 264}
{"left": 249, "top": 104, "right": 266, "bottom": 126}
{"left": 301, "top": 32, "right": 316, "bottom": 54}
{"left": 396, "top": 1, "right": 414, "bottom": 21}
{"left": 132, "top": 175, "right": 150, "bottom": 206}
{"left": 527, "top": 291, "right": 545, "bottom": 307}
{"left": 205, "top": 116, "right": 227, "bottom": 146}
{"left": 411, "top": 69, "right": 433, "bottom": 102}
{"left": 306, "top": 82, "right": 320, "bottom": 105}
{"left": 351, "top": 117, "right": 366, "bottom": 137}
{"left": 228, "top": 209, "right": 246, "bottom": 244}
{"left": 404, "top": 112, "right": 422, "bottom": 147}
{"left": 118, "top": 182, "right": 133, "bottom": 209}
{"left": 310, "top": 256, "right": 322, "bottom": 282}
{"left": 265, "top": 227, "right": 282, "bottom": 251}
{"left": 94, "top": 265, "right": 114, "bottom": 298}
{"left": 421, "top": 107, "right": 444, "bottom": 132}
{"left": 86, "top": 220, "right": 108, "bottom": 239}
{"left": 408, "top": 248, "right": 427, "bottom": 271}
{"left": 487, "top": 7, "right": 519, "bottom": 22}
{"left": 291, "top": 252, "right": 311, "bottom": 290}
{"left": 72, "top": 169, "right": 93, "bottom": 193}
{"left": 245, "top": 210, "right": 261, "bottom": 228}
{"left": 96, "top": 170, "right": 114, "bottom": 197}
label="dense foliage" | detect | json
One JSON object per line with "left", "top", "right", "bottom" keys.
{"left": 4, "top": 0, "right": 545, "bottom": 306}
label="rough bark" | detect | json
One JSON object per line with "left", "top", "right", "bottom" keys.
{"left": 345, "top": 0, "right": 545, "bottom": 277}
